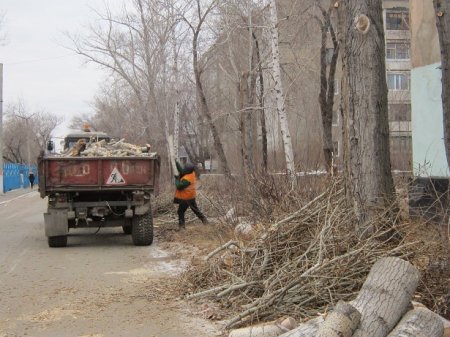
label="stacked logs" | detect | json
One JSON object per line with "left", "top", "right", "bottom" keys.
{"left": 181, "top": 180, "right": 448, "bottom": 334}
{"left": 63, "top": 138, "right": 154, "bottom": 157}
{"left": 275, "top": 257, "right": 448, "bottom": 337}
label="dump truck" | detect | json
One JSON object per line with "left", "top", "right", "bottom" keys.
{"left": 38, "top": 128, "right": 160, "bottom": 248}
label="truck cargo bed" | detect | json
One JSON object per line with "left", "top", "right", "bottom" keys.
{"left": 38, "top": 156, "right": 160, "bottom": 196}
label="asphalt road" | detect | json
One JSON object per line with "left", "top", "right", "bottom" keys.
{"left": 0, "top": 190, "right": 219, "bottom": 337}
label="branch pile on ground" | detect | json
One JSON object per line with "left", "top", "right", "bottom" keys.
{"left": 153, "top": 190, "right": 176, "bottom": 216}
{"left": 63, "top": 138, "right": 155, "bottom": 157}
{"left": 181, "top": 180, "right": 429, "bottom": 329}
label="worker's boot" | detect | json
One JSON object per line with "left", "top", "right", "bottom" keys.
{"left": 178, "top": 221, "right": 186, "bottom": 231}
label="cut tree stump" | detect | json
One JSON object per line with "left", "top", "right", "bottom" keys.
{"left": 387, "top": 307, "right": 444, "bottom": 336}
{"left": 316, "top": 301, "right": 361, "bottom": 337}
{"left": 351, "top": 257, "right": 420, "bottom": 337}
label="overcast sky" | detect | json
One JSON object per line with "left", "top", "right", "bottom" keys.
{"left": 1, "top": 0, "right": 121, "bottom": 137}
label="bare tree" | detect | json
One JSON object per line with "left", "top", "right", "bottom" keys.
{"left": 433, "top": 0, "right": 450, "bottom": 168}
{"left": 33, "top": 111, "right": 63, "bottom": 150}
{"left": 268, "top": 0, "right": 296, "bottom": 184}
{"left": 68, "top": 0, "right": 176, "bottom": 145}
{"left": 216, "top": 1, "right": 262, "bottom": 178}
{"left": 3, "top": 101, "right": 61, "bottom": 164}
{"left": 182, "top": 0, "right": 233, "bottom": 179}
{"left": 337, "top": 0, "right": 395, "bottom": 231}
{"left": 315, "top": 1, "right": 339, "bottom": 171}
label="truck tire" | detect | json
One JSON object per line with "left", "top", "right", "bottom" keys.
{"left": 131, "top": 212, "right": 153, "bottom": 246}
{"left": 48, "top": 235, "right": 67, "bottom": 248}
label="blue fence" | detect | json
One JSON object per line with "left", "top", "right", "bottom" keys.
{"left": 3, "top": 163, "right": 38, "bottom": 193}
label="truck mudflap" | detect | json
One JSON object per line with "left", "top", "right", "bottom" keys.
{"left": 134, "top": 202, "right": 151, "bottom": 215}
{"left": 44, "top": 210, "right": 69, "bottom": 237}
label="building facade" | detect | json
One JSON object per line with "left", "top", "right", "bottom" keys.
{"left": 331, "top": 0, "right": 412, "bottom": 172}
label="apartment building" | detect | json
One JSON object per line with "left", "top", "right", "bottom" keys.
{"left": 384, "top": 0, "right": 412, "bottom": 172}
{"left": 331, "top": 0, "right": 412, "bottom": 171}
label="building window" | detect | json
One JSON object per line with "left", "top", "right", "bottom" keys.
{"left": 332, "top": 110, "right": 339, "bottom": 126}
{"left": 387, "top": 73, "right": 409, "bottom": 90}
{"left": 386, "top": 42, "right": 410, "bottom": 60}
{"left": 389, "top": 104, "right": 411, "bottom": 121}
{"left": 386, "top": 10, "right": 409, "bottom": 30}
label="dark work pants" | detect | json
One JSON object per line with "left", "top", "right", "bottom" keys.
{"left": 177, "top": 199, "right": 206, "bottom": 225}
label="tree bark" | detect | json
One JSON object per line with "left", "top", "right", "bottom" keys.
{"left": 278, "top": 316, "right": 324, "bottom": 337}
{"left": 387, "top": 307, "right": 444, "bottom": 337}
{"left": 268, "top": 0, "right": 296, "bottom": 185}
{"left": 351, "top": 257, "right": 420, "bottom": 337}
{"left": 337, "top": 0, "right": 395, "bottom": 232}
{"left": 318, "top": 4, "right": 339, "bottom": 172}
{"left": 433, "top": 0, "right": 450, "bottom": 169}
{"left": 229, "top": 316, "right": 297, "bottom": 337}
{"left": 252, "top": 32, "right": 268, "bottom": 172}
{"left": 240, "top": 72, "right": 251, "bottom": 179}
{"left": 193, "top": 28, "right": 232, "bottom": 179}
{"left": 316, "top": 301, "right": 360, "bottom": 337}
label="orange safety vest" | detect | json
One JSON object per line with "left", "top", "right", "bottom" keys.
{"left": 174, "top": 172, "right": 196, "bottom": 200}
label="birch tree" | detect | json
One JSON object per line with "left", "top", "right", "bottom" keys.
{"left": 433, "top": 0, "right": 450, "bottom": 168}
{"left": 338, "top": 0, "right": 395, "bottom": 231}
{"left": 268, "top": 0, "right": 296, "bottom": 184}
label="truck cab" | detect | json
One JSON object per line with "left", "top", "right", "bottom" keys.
{"left": 63, "top": 130, "right": 110, "bottom": 151}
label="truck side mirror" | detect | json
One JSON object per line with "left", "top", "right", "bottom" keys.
{"left": 47, "top": 140, "right": 54, "bottom": 152}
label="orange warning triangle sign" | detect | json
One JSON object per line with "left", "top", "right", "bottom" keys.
{"left": 106, "top": 168, "right": 126, "bottom": 185}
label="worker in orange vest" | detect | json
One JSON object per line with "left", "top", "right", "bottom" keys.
{"left": 173, "top": 161, "right": 208, "bottom": 230}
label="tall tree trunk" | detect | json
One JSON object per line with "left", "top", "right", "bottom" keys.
{"left": 318, "top": 4, "right": 339, "bottom": 172}
{"left": 173, "top": 35, "right": 180, "bottom": 163}
{"left": 338, "top": 0, "right": 395, "bottom": 231}
{"left": 256, "top": 38, "right": 268, "bottom": 172}
{"left": 192, "top": 31, "right": 232, "bottom": 179}
{"left": 269, "top": 0, "right": 296, "bottom": 184}
{"left": 240, "top": 72, "right": 251, "bottom": 179}
{"left": 433, "top": 0, "right": 450, "bottom": 169}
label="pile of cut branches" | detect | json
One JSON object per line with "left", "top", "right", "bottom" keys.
{"left": 180, "top": 180, "right": 439, "bottom": 329}
{"left": 63, "top": 138, "right": 155, "bottom": 157}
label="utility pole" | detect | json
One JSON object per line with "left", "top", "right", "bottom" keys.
{"left": 0, "top": 63, "right": 3, "bottom": 194}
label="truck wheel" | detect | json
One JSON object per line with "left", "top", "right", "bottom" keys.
{"left": 131, "top": 212, "right": 153, "bottom": 246}
{"left": 48, "top": 235, "right": 67, "bottom": 248}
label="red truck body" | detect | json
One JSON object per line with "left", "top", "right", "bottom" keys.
{"left": 39, "top": 156, "right": 159, "bottom": 195}
{"left": 38, "top": 152, "right": 160, "bottom": 248}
